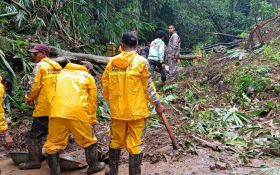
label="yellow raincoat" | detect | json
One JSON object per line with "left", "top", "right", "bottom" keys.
{"left": 0, "top": 78, "right": 7, "bottom": 132}
{"left": 102, "top": 51, "right": 160, "bottom": 121}
{"left": 26, "top": 57, "right": 62, "bottom": 117}
{"left": 49, "top": 63, "right": 97, "bottom": 124}
{"left": 44, "top": 63, "right": 97, "bottom": 154}
{"left": 102, "top": 51, "right": 160, "bottom": 154}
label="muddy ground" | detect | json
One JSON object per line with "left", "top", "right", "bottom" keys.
{"left": 1, "top": 120, "right": 279, "bottom": 175}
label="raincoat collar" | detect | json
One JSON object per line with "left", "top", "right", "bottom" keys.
{"left": 42, "top": 57, "right": 62, "bottom": 71}
{"left": 64, "top": 63, "right": 88, "bottom": 72}
{"left": 112, "top": 51, "right": 136, "bottom": 68}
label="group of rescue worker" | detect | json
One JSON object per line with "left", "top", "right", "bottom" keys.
{"left": 0, "top": 30, "right": 168, "bottom": 175}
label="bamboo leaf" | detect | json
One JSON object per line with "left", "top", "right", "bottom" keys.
{"left": 0, "top": 50, "right": 16, "bottom": 78}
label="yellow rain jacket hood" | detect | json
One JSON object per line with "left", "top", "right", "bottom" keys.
{"left": 0, "top": 78, "right": 7, "bottom": 132}
{"left": 50, "top": 63, "right": 97, "bottom": 124}
{"left": 26, "top": 57, "right": 62, "bottom": 117}
{"left": 102, "top": 51, "right": 160, "bottom": 121}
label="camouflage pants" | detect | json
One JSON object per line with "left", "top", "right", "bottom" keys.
{"left": 167, "top": 56, "right": 178, "bottom": 80}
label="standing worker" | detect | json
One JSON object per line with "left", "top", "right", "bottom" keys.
{"left": 0, "top": 76, "right": 13, "bottom": 149}
{"left": 43, "top": 62, "right": 105, "bottom": 175}
{"left": 148, "top": 30, "right": 166, "bottom": 84}
{"left": 102, "top": 31, "right": 165, "bottom": 175}
{"left": 167, "top": 25, "right": 181, "bottom": 81}
{"left": 19, "top": 44, "right": 62, "bottom": 170}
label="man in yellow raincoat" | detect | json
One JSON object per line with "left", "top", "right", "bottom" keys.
{"left": 102, "top": 31, "right": 165, "bottom": 175}
{"left": 0, "top": 76, "right": 13, "bottom": 149}
{"left": 19, "top": 44, "right": 62, "bottom": 170}
{"left": 43, "top": 62, "right": 105, "bottom": 175}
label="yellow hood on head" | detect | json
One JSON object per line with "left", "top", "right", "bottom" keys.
{"left": 64, "top": 63, "right": 88, "bottom": 72}
{"left": 112, "top": 51, "right": 136, "bottom": 68}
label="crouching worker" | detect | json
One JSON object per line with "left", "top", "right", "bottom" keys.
{"left": 43, "top": 62, "right": 105, "bottom": 175}
{"left": 0, "top": 76, "right": 13, "bottom": 149}
{"left": 102, "top": 31, "right": 165, "bottom": 175}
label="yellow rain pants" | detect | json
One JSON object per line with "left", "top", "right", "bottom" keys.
{"left": 110, "top": 118, "right": 146, "bottom": 154}
{"left": 44, "top": 118, "right": 97, "bottom": 154}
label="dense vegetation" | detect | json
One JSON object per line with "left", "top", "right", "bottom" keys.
{"left": 0, "top": 1, "right": 280, "bottom": 173}
{"left": 0, "top": 0, "right": 279, "bottom": 53}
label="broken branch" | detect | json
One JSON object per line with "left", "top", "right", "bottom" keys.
{"left": 206, "top": 32, "right": 244, "bottom": 39}
{"left": 191, "top": 135, "right": 223, "bottom": 151}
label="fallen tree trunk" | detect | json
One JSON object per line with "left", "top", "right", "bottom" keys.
{"left": 206, "top": 32, "right": 244, "bottom": 39}
{"left": 49, "top": 47, "right": 110, "bottom": 64}
{"left": 0, "top": 36, "right": 110, "bottom": 65}
{"left": 0, "top": 36, "right": 201, "bottom": 66}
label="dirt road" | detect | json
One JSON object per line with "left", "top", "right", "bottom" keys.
{"left": 0, "top": 147, "right": 268, "bottom": 175}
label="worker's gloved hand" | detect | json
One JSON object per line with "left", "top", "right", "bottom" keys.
{"left": 155, "top": 103, "right": 165, "bottom": 116}
{"left": 3, "top": 131, "right": 13, "bottom": 149}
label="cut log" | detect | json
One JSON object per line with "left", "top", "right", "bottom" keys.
{"left": 0, "top": 36, "right": 110, "bottom": 65}
{"left": 0, "top": 36, "right": 201, "bottom": 66}
{"left": 49, "top": 47, "right": 110, "bottom": 64}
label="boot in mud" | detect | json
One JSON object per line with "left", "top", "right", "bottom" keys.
{"left": 85, "top": 143, "right": 105, "bottom": 174}
{"left": 105, "top": 148, "right": 121, "bottom": 175}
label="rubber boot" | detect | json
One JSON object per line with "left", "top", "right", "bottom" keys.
{"left": 85, "top": 143, "right": 105, "bottom": 175}
{"left": 47, "top": 153, "right": 61, "bottom": 175}
{"left": 105, "top": 148, "right": 121, "bottom": 175}
{"left": 18, "top": 139, "right": 42, "bottom": 170}
{"left": 129, "top": 152, "right": 143, "bottom": 175}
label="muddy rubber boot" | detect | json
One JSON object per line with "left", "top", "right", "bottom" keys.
{"left": 85, "top": 143, "right": 105, "bottom": 175}
{"left": 129, "top": 152, "right": 143, "bottom": 175}
{"left": 18, "top": 140, "right": 42, "bottom": 170}
{"left": 47, "top": 153, "right": 61, "bottom": 175}
{"left": 105, "top": 148, "right": 121, "bottom": 175}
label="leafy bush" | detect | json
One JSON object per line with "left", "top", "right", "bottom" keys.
{"left": 236, "top": 71, "right": 272, "bottom": 95}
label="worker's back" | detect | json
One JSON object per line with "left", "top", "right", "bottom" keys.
{"left": 50, "top": 63, "right": 96, "bottom": 123}
{"left": 102, "top": 51, "right": 151, "bottom": 121}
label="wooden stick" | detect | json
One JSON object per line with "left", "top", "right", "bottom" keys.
{"left": 160, "top": 113, "right": 178, "bottom": 150}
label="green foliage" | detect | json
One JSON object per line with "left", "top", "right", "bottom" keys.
{"left": 250, "top": 0, "right": 276, "bottom": 22}
{"left": 0, "top": 0, "right": 278, "bottom": 51}
{"left": 263, "top": 44, "right": 280, "bottom": 62}
{"left": 227, "top": 49, "right": 248, "bottom": 60}
{"left": 236, "top": 69, "right": 272, "bottom": 95}
{"left": 0, "top": 50, "right": 16, "bottom": 78}
{"left": 162, "top": 83, "right": 179, "bottom": 92}
{"left": 214, "top": 107, "right": 249, "bottom": 126}
{"left": 147, "top": 115, "right": 162, "bottom": 128}
{"left": 161, "top": 94, "right": 178, "bottom": 104}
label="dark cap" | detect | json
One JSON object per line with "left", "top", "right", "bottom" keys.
{"left": 28, "top": 44, "right": 50, "bottom": 56}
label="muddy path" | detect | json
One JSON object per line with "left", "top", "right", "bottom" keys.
{"left": 0, "top": 146, "right": 267, "bottom": 175}
{"left": 1, "top": 121, "right": 279, "bottom": 175}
